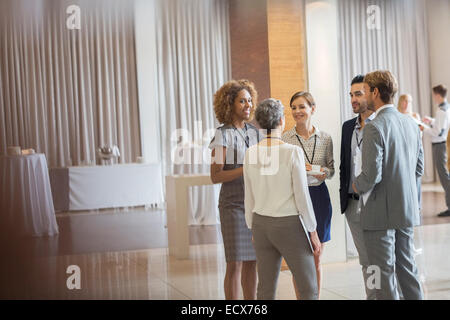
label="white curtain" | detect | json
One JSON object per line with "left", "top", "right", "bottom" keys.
{"left": 154, "top": 0, "right": 231, "bottom": 225}
{"left": 0, "top": 0, "right": 140, "bottom": 167}
{"left": 337, "top": 0, "right": 433, "bottom": 182}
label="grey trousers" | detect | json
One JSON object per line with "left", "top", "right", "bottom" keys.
{"left": 432, "top": 142, "right": 450, "bottom": 209}
{"left": 345, "top": 199, "right": 377, "bottom": 300}
{"left": 363, "top": 227, "right": 423, "bottom": 300}
{"left": 252, "top": 213, "right": 318, "bottom": 300}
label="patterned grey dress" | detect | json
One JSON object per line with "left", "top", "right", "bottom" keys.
{"left": 209, "top": 123, "right": 260, "bottom": 262}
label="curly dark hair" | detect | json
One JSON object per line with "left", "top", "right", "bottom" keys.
{"left": 213, "top": 79, "right": 258, "bottom": 124}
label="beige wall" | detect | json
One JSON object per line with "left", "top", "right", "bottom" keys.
{"left": 229, "top": 0, "right": 308, "bottom": 129}
{"left": 427, "top": 0, "right": 450, "bottom": 96}
{"left": 306, "top": 0, "right": 346, "bottom": 264}
{"left": 267, "top": 0, "right": 308, "bottom": 131}
{"left": 426, "top": 0, "right": 450, "bottom": 183}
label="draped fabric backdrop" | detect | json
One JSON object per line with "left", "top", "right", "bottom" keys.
{"left": 0, "top": 0, "right": 140, "bottom": 167}
{"left": 154, "top": 0, "right": 231, "bottom": 225}
{"left": 337, "top": 0, "right": 434, "bottom": 182}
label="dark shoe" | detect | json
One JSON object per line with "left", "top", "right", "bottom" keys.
{"left": 437, "top": 210, "right": 450, "bottom": 217}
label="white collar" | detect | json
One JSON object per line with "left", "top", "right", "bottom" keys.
{"left": 356, "top": 112, "right": 376, "bottom": 128}
{"left": 291, "top": 125, "right": 321, "bottom": 139}
{"left": 375, "top": 104, "right": 394, "bottom": 117}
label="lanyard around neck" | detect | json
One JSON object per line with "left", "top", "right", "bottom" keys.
{"left": 295, "top": 134, "right": 317, "bottom": 164}
{"left": 355, "top": 116, "right": 367, "bottom": 148}
{"left": 234, "top": 124, "right": 249, "bottom": 148}
{"left": 355, "top": 130, "right": 363, "bottom": 148}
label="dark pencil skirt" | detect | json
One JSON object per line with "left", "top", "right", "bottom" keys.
{"left": 308, "top": 182, "right": 332, "bottom": 243}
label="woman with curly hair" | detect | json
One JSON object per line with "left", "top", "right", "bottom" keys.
{"left": 209, "top": 79, "right": 261, "bottom": 300}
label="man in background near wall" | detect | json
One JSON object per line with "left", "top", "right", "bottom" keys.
{"left": 423, "top": 85, "right": 450, "bottom": 217}
{"left": 339, "top": 74, "right": 376, "bottom": 300}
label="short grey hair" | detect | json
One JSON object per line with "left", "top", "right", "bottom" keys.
{"left": 255, "top": 98, "right": 284, "bottom": 130}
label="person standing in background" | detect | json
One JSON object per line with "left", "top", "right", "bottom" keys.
{"left": 339, "top": 74, "right": 376, "bottom": 299}
{"left": 282, "top": 91, "right": 334, "bottom": 299}
{"left": 397, "top": 93, "right": 423, "bottom": 220}
{"left": 209, "top": 79, "right": 260, "bottom": 300}
{"left": 422, "top": 85, "right": 450, "bottom": 217}
{"left": 397, "top": 94, "right": 421, "bottom": 121}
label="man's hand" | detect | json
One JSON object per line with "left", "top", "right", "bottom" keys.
{"left": 422, "top": 116, "right": 433, "bottom": 125}
{"left": 352, "top": 182, "right": 358, "bottom": 194}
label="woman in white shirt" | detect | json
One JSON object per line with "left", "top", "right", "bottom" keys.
{"left": 243, "top": 98, "right": 321, "bottom": 300}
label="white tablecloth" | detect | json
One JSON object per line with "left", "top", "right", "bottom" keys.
{"left": 0, "top": 154, "right": 59, "bottom": 237}
{"left": 50, "top": 163, "right": 164, "bottom": 211}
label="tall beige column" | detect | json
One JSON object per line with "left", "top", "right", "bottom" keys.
{"left": 229, "top": 0, "right": 308, "bottom": 130}
{"left": 229, "top": 0, "right": 347, "bottom": 265}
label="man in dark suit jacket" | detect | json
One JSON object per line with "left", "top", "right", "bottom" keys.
{"left": 339, "top": 75, "right": 376, "bottom": 299}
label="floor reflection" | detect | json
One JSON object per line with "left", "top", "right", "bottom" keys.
{"left": 0, "top": 187, "right": 449, "bottom": 299}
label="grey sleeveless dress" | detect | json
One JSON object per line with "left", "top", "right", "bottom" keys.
{"left": 209, "top": 123, "right": 260, "bottom": 262}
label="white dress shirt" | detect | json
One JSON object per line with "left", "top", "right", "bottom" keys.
{"left": 348, "top": 113, "right": 376, "bottom": 193}
{"left": 375, "top": 104, "right": 394, "bottom": 117}
{"left": 424, "top": 102, "right": 450, "bottom": 144}
{"left": 243, "top": 142, "right": 317, "bottom": 232}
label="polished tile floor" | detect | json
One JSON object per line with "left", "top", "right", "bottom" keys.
{"left": 1, "top": 185, "right": 449, "bottom": 300}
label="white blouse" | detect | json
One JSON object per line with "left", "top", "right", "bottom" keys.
{"left": 243, "top": 142, "right": 317, "bottom": 232}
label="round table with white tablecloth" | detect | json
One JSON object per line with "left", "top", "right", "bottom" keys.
{"left": 0, "top": 153, "right": 59, "bottom": 237}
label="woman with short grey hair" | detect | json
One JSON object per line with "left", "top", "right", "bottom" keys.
{"left": 243, "top": 98, "right": 321, "bottom": 300}
{"left": 254, "top": 98, "right": 285, "bottom": 134}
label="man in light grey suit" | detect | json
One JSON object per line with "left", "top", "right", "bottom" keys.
{"left": 352, "top": 70, "right": 424, "bottom": 300}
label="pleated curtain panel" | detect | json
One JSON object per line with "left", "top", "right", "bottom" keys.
{"left": 0, "top": 0, "right": 141, "bottom": 167}
{"left": 337, "top": 0, "right": 434, "bottom": 182}
{"left": 0, "top": 0, "right": 231, "bottom": 224}
{"left": 154, "top": 0, "right": 231, "bottom": 225}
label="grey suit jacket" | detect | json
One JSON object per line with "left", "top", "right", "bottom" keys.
{"left": 354, "top": 106, "right": 424, "bottom": 230}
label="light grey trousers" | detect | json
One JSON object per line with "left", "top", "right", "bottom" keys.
{"left": 345, "top": 199, "right": 377, "bottom": 300}
{"left": 363, "top": 227, "right": 424, "bottom": 300}
{"left": 432, "top": 142, "right": 450, "bottom": 209}
{"left": 251, "top": 213, "right": 318, "bottom": 300}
